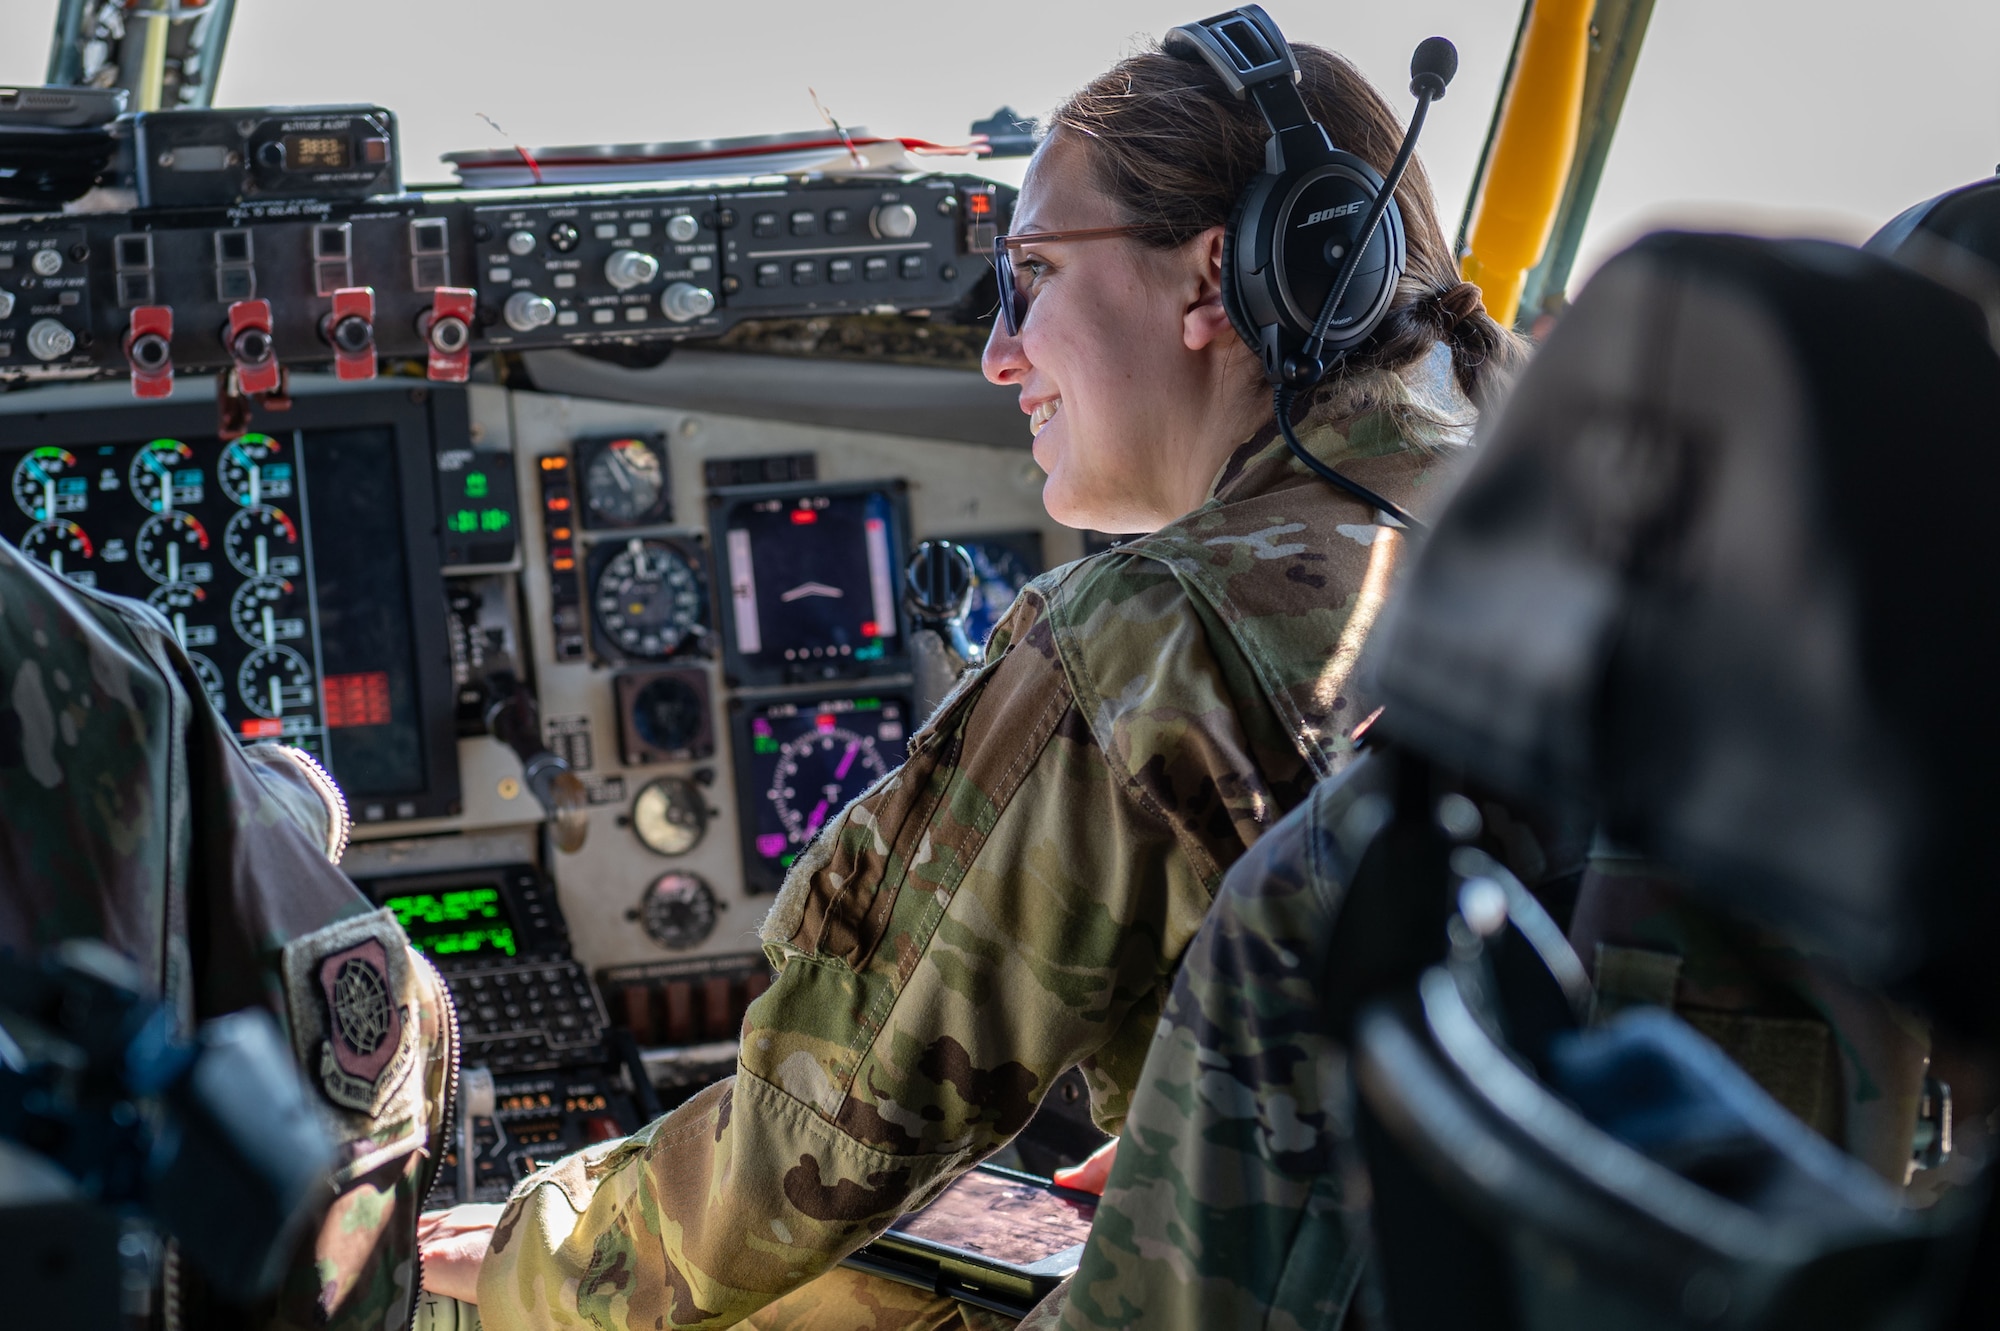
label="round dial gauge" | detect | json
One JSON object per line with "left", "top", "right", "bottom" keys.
{"left": 145, "top": 580, "right": 207, "bottom": 614}
{"left": 592, "top": 538, "right": 704, "bottom": 659}
{"left": 12, "top": 447, "right": 83, "bottom": 522}
{"left": 768, "top": 720, "right": 890, "bottom": 854}
{"left": 20, "top": 520, "right": 94, "bottom": 579}
{"left": 223, "top": 504, "right": 302, "bottom": 578}
{"left": 583, "top": 437, "right": 668, "bottom": 526}
{"left": 638, "top": 871, "right": 718, "bottom": 950}
{"left": 218, "top": 433, "right": 290, "bottom": 507}
{"left": 237, "top": 644, "right": 314, "bottom": 719}
{"left": 186, "top": 652, "right": 227, "bottom": 714}
{"left": 129, "top": 438, "right": 200, "bottom": 513}
{"left": 135, "top": 511, "right": 212, "bottom": 585}
{"left": 230, "top": 577, "right": 306, "bottom": 647}
{"left": 632, "top": 776, "right": 707, "bottom": 857}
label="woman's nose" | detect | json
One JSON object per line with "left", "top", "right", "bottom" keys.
{"left": 983, "top": 318, "right": 1029, "bottom": 386}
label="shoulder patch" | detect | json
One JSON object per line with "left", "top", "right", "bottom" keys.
{"left": 284, "top": 910, "right": 417, "bottom": 1117}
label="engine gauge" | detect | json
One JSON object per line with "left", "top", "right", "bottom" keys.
{"left": 238, "top": 644, "right": 314, "bottom": 719}
{"left": 224, "top": 504, "right": 303, "bottom": 578}
{"left": 638, "top": 870, "right": 718, "bottom": 950}
{"left": 12, "top": 447, "right": 85, "bottom": 522}
{"left": 631, "top": 776, "right": 707, "bottom": 857}
{"left": 186, "top": 652, "right": 228, "bottom": 714}
{"left": 230, "top": 577, "right": 307, "bottom": 647}
{"left": 146, "top": 581, "right": 218, "bottom": 650}
{"left": 135, "top": 511, "right": 213, "bottom": 585}
{"left": 218, "top": 433, "right": 294, "bottom": 507}
{"left": 20, "top": 519, "right": 94, "bottom": 581}
{"left": 591, "top": 537, "right": 705, "bottom": 659}
{"left": 768, "top": 715, "right": 891, "bottom": 852}
{"left": 581, "top": 436, "right": 670, "bottom": 528}
{"left": 129, "top": 438, "right": 203, "bottom": 512}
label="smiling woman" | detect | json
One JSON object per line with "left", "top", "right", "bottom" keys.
{"left": 422, "top": 17, "right": 1518, "bottom": 1331}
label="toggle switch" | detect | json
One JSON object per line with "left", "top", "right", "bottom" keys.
{"left": 226, "top": 299, "right": 280, "bottom": 395}
{"left": 323, "top": 287, "right": 377, "bottom": 381}
{"left": 422, "top": 286, "right": 476, "bottom": 382}
{"left": 124, "top": 305, "right": 174, "bottom": 399}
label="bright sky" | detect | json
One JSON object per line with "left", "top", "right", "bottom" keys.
{"left": 5, "top": 1, "right": 1998, "bottom": 289}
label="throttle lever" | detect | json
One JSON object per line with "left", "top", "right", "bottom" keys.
{"left": 482, "top": 673, "right": 588, "bottom": 852}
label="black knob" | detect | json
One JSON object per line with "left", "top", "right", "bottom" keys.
{"left": 257, "top": 140, "right": 286, "bottom": 169}
{"left": 231, "top": 326, "right": 274, "bottom": 365}
{"left": 905, "top": 540, "right": 975, "bottom": 620}
{"left": 128, "top": 331, "right": 170, "bottom": 371}
{"left": 330, "top": 315, "right": 373, "bottom": 354}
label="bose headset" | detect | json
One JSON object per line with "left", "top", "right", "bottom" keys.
{"left": 1164, "top": 6, "right": 1458, "bottom": 531}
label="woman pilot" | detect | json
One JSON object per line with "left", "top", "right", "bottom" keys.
{"left": 421, "top": 22, "right": 1519, "bottom": 1331}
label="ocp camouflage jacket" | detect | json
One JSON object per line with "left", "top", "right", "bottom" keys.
{"left": 478, "top": 369, "right": 1466, "bottom": 1330}
{"left": 0, "top": 538, "right": 455, "bottom": 1331}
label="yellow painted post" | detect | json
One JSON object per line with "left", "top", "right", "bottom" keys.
{"left": 1460, "top": 0, "right": 1595, "bottom": 326}
{"left": 133, "top": 4, "right": 172, "bottom": 112}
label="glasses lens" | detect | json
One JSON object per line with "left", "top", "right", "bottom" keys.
{"left": 993, "top": 235, "right": 1020, "bottom": 336}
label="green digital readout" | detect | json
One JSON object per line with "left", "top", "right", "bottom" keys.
{"left": 382, "top": 887, "right": 518, "bottom": 958}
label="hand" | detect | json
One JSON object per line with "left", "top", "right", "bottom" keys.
{"left": 417, "top": 1203, "right": 506, "bottom": 1304}
{"left": 1051, "top": 1138, "right": 1118, "bottom": 1195}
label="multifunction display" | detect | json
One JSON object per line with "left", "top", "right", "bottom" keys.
{"left": 0, "top": 422, "right": 436, "bottom": 809}
{"left": 711, "top": 479, "right": 908, "bottom": 686}
{"left": 733, "top": 693, "right": 908, "bottom": 893}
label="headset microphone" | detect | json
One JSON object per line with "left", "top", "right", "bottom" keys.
{"left": 1168, "top": 8, "right": 1457, "bottom": 531}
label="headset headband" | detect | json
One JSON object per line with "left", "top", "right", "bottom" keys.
{"left": 1165, "top": 6, "right": 1318, "bottom": 141}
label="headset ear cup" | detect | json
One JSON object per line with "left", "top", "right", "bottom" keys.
{"left": 1218, "top": 191, "right": 1264, "bottom": 359}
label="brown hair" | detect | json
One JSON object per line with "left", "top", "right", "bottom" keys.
{"left": 1048, "top": 41, "right": 1523, "bottom": 419}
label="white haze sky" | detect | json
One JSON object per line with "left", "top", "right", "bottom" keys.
{"left": 5, "top": 0, "right": 1998, "bottom": 287}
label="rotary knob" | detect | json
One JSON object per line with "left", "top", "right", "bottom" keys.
{"left": 30, "top": 249, "right": 63, "bottom": 278}
{"left": 0, "top": 289, "right": 14, "bottom": 319}
{"left": 27, "top": 318, "right": 76, "bottom": 361}
{"left": 605, "top": 249, "right": 661, "bottom": 291}
{"left": 660, "top": 282, "right": 715, "bottom": 323}
{"left": 506, "top": 229, "right": 538, "bottom": 257}
{"left": 871, "top": 203, "right": 919, "bottom": 239}
{"left": 905, "top": 540, "right": 976, "bottom": 621}
{"left": 665, "top": 214, "right": 701, "bottom": 243}
{"left": 504, "top": 291, "right": 558, "bottom": 332}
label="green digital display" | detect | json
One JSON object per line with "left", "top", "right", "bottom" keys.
{"left": 383, "top": 887, "right": 517, "bottom": 958}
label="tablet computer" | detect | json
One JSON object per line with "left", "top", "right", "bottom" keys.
{"left": 840, "top": 1164, "right": 1099, "bottom": 1318}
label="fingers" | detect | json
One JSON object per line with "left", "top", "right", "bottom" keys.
{"left": 1051, "top": 1137, "right": 1119, "bottom": 1195}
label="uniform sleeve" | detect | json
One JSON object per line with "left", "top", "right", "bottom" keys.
{"left": 477, "top": 573, "right": 1273, "bottom": 1330}
{"left": 1054, "top": 762, "right": 1381, "bottom": 1331}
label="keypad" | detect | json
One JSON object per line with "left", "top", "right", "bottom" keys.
{"left": 446, "top": 958, "right": 607, "bottom": 1072}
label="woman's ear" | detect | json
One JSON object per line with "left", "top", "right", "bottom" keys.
{"left": 1184, "top": 225, "right": 1236, "bottom": 351}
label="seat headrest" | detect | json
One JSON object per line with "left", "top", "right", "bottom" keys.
{"left": 1369, "top": 232, "right": 2000, "bottom": 1017}
{"left": 1869, "top": 175, "right": 2000, "bottom": 269}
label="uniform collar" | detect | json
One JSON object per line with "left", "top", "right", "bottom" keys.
{"left": 1204, "top": 346, "right": 1473, "bottom": 506}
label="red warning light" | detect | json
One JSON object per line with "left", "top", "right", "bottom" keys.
{"left": 815, "top": 713, "right": 835, "bottom": 731}
{"left": 968, "top": 192, "right": 994, "bottom": 217}
{"left": 790, "top": 509, "right": 817, "bottom": 525}
{"left": 860, "top": 621, "right": 879, "bottom": 639}
{"left": 240, "top": 718, "right": 284, "bottom": 739}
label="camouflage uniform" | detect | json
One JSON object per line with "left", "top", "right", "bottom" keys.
{"left": 1046, "top": 752, "right": 1583, "bottom": 1331}
{"left": 0, "top": 538, "right": 456, "bottom": 1331}
{"left": 476, "top": 367, "right": 1467, "bottom": 1331}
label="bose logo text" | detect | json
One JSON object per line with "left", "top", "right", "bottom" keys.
{"left": 1299, "top": 201, "right": 1365, "bottom": 227}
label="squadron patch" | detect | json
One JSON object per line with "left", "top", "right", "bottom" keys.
{"left": 283, "top": 912, "right": 417, "bottom": 1119}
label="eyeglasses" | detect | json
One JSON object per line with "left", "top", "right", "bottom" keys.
{"left": 991, "top": 225, "right": 1182, "bottom": 336}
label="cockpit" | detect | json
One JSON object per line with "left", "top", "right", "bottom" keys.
{"left": 3, "top": 2, "right": 1998, "bottom": 1328}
